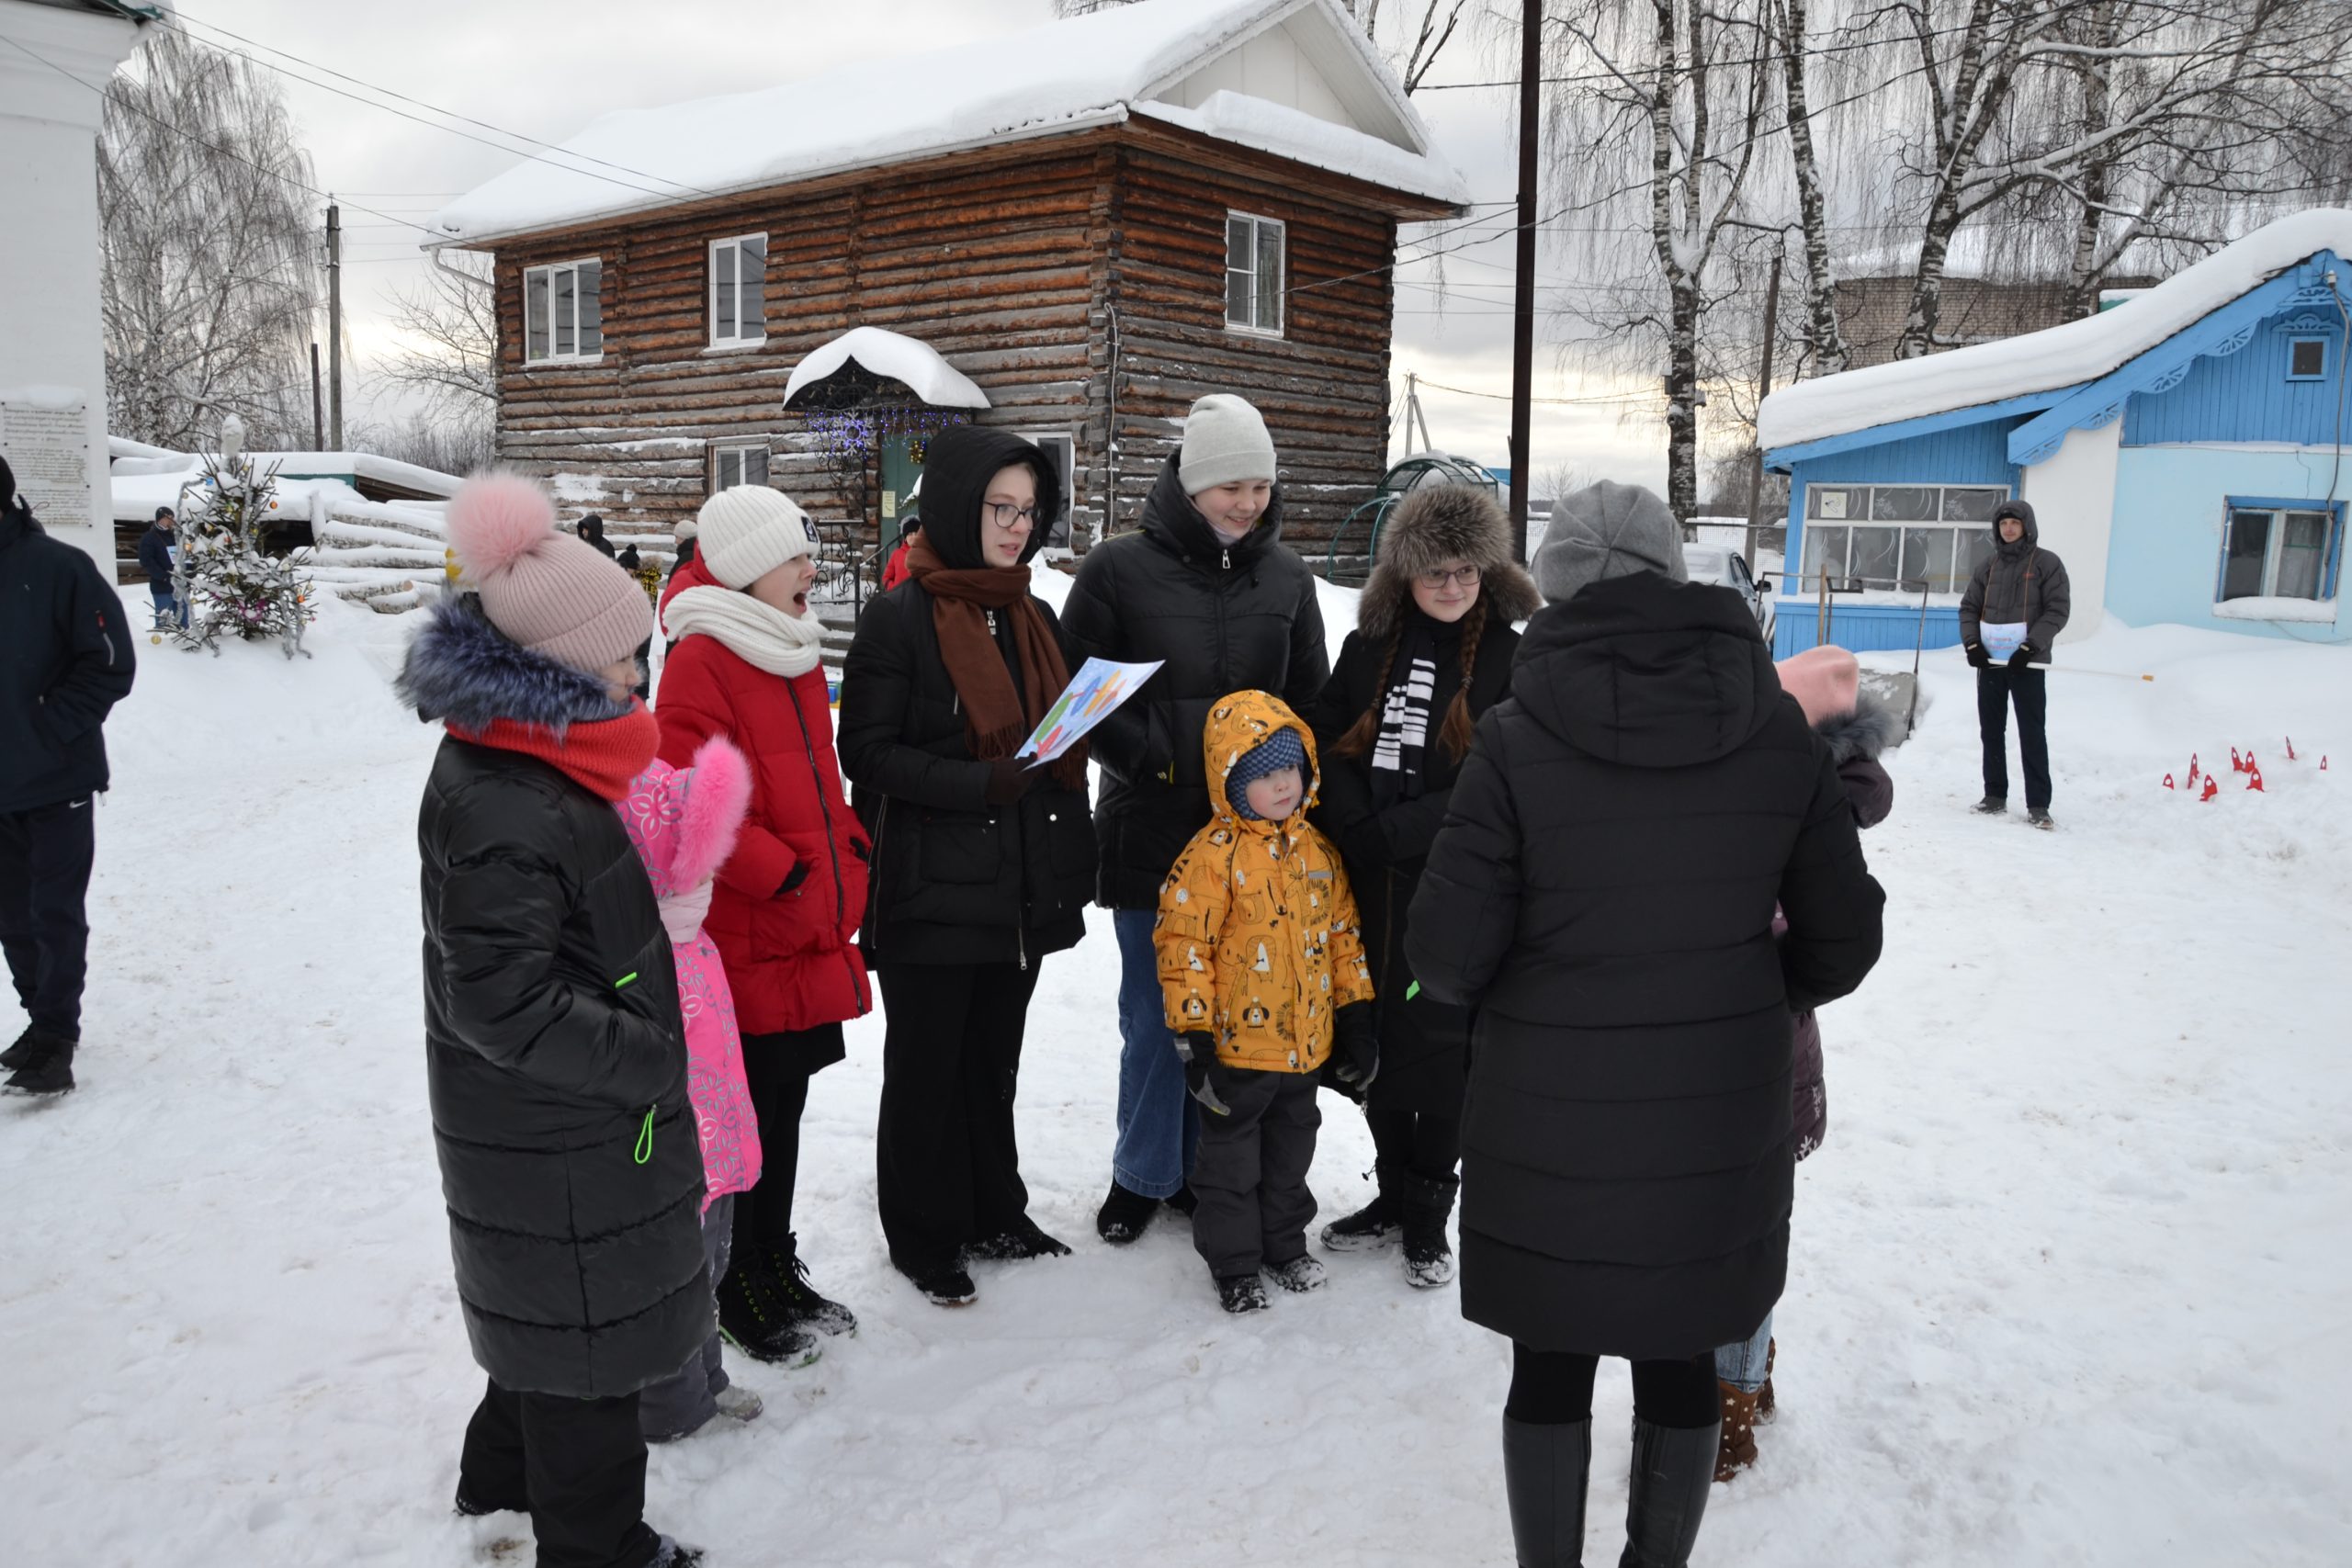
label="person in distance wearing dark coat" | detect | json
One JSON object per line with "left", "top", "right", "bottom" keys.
{"left": 1408, "top": 481, "right": 1885, "bottom": 1568}
{"left": 1060, "top": 394, "right": 1329, "bottom": 1246}
{"left": 137, "top": 505, "right": 187, "bottom": 629}
{"left": 1959, "top": 498, "right": 2070, "bottom": 829}
{"left": 1306, "top": 482, "right": 1538, "bottom": 1289}
{"left": 398, "top": 473, "right": 707, "bottom": 1568}
{"left": 838, "top": 425, "right": 1095, "bottom": 1307}
{"left": 0, "top": 457, "right": 137, "bottom": 1097}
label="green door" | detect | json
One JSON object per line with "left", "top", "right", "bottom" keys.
{"left": 879, "top": 434, "right": 921, "bottom": 548}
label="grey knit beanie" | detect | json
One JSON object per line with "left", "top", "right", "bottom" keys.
{"left": 1533, "top": 480, "right": 1688, "bottom": 604}
{"left": 1179, "top": 394, "right": 1278, "bottom": 494}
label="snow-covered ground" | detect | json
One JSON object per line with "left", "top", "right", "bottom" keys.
{"left": 3, "top": 589, "right": 2347, "bottom": 1567}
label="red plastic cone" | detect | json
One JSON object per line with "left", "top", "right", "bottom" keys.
{"left": 2188, "top": 755, "right": 2201, "bottom": 786}
{"left": 2200, "top": 775, "right": 2220, "bottom": 801}
{"left": 2247, "top": 763, "right": 2265, "bottom": 793}
{"left": 2286, "top": 737, "right": 2296, "bottom": 761}
{"left": 2164, "top": 773, "right": 2176, "bottom": 790}
{"left": 2230, "top": 746, "right": 2244, "bottom": 773}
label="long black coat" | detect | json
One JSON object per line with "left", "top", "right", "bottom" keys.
{"left": 1407, "top": 572, "right": 1885, "bottom": 1359}
{"left": 1060, "top": 455, "right": 1328, "bottom": 909}
{"left": 406, "top": 602, "right": 708, "bottom": 1399}
{"left": 0, "top": 508, "right": 137, "bottom": 814}
{"left": 837, "top": 423, "right": 1095, "bottom": 968}
{"left": 1306, "top": 609, "right": 1520, "bottom": 1112}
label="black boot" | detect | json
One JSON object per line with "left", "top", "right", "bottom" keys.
{"left": 1617, "top": 1418, "right": 1719, "bottom": 1568}
{"left": 1396, "top": 1169, "right": 1459, "bottom": 1288}
{"left": 768, "top": 1235, "right": 857, "bottom": 1336}
{"left": 3, "top": 1032, "right": 74, "bottom": 1097}
{"left": 1, "top": 1024, "right": 62, "bottom": 1071}
{"left": 1318, "top": 1165, "right": 1400, "bottom": 1252}
{"left": 715, "top": 1255, "right": 821, "bottom": 1367}
{"left": 1502, "top": 1414, "right": 1590, "bottom": 1567}
{"left": 1094, "top": 1179, "right": 1159, "bottom": 1245}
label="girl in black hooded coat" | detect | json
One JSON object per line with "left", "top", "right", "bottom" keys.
{"left": 1305, "top": 483, "right": 1538, "bottom": 1290}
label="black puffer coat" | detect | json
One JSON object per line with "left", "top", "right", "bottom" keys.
{"left": 1407, "top": 571, "right": 1884, "bottom": 1359}
{"left": 0, "top": 505, "right": 137, "bottom": 814}
{"left": 1060, "top": 454, "right": 1328, "bottom": 909}
{"left": 839, "top": 426, "right": 1095, "bottom": 967}
{"left": 401, "top": 596, "right": 709, "bottom": 1398}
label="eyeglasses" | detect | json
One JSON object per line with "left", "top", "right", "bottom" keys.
{"left": 1416, "top": 565, "right": 1482, "bottom": 590}
{"left": 984, "top": 501, "right": 1044, "bottom": 531}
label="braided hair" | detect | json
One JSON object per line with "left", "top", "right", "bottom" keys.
{"left": 1332, "top": 597, "right": 1488, "bottom": 764}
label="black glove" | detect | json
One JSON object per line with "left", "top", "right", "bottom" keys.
{"left": 2007, "top": 642, "right": 2035, "bottom": 668}
{"left": 984, "top": 758, "right": 1038, "bottom": 807}
{"left": 776, "top": 862, "right": 811, "bottom": 896}
{"left": 1177, "top": 1031, "right": 1232, "bottom": 1116}
{"left": 1964, "top": 642, "right": 1990, "bottom": 669}
{"left": 1328, "top": 1005, "right": 1379, "bottom": 1100}
{"left": 849, "top": 839, "right": 869, "bottom": 863}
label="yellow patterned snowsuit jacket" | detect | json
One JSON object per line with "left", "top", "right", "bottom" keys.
{"left": 1154, "top": 690, "right": 1375, "bottom": 1075}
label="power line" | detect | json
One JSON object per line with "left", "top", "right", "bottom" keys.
{"left": 1411, "top": 12, "right": 2010, "bottom": 93}
{"left": 1414, "top": 377, "right": 1659, "bottom": 407}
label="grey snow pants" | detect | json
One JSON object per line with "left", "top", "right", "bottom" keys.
{"left": 1190, "top": 1068, "right": 1321, "bottom": 1280}
{"left": 637, "top": 1192, "right": 734, "bottom": 1442}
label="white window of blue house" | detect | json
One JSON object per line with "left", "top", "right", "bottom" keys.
{"left": 524, "top": 258, "right": 602, "bottom": 364}
{"left": 1803, "top": 483, "right": 2007, "bottom": 592}
{"left": 2220, "top": 501, "right": 2339, "bottom": 602}
{"left": 2286, "top": 336, "right": 2327, "bottom": 381}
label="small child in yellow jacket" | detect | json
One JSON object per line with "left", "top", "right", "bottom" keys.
{"left": 1156, "top": 690, "right": 1377, "bottom": 1314}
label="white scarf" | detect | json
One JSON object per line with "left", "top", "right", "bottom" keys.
{"left": 663, "top": 585, "right": 825, "bottom": 677}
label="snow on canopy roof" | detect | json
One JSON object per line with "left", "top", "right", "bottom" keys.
{"left": 1759, "top": 209, "right": 2352, "bottom": 454}
{"left": 430, "top": 0, "right": 1465, "bottom": 245}
{"left": 784, "top": 328, "right": 990, "bottom": 411}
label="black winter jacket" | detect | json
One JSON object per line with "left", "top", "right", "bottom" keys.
{"left": 1959, "top": 499, "right": 2071, "bottom": 662}
{"left": 1306, "top": 607, "right": 1521, "bottom": 1113}
{"left": 137, "top": 523, "right": 176, "bottom": 585}
{"left": 1407, "top": 572, "right": 1885, "bottom": 1359}
{"left": 1, "top": 509, "right": 137, "bottom": 814}
{"left": 401, "top": 598, "right": 708, "bottom": 1398}
{"left": 1060, "top": 455, "right": 1329, "bottom": 908}
{"left": 838, "top": 425, "right": 1095, "bottom": 968}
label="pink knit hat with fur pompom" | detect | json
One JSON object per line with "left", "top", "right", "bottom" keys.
{"left": 445, "top": 473, "right": 650, "bottom": 675}
{"left": 1776, "top": 644, "right": 1860, "bottom": 728}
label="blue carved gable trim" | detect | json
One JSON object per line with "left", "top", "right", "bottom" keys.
{"left": 1764, "top": 389, "right": 2068, "bottom": 471}
{"left": 2006, "top": 249, "right": 2349, "bottom": 466}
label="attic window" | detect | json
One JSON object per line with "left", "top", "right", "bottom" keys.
{"left": 2287, "top": 336, "right": 2327, "bottom": 381}
{"left": 1226, "top": 212, "right": 1285, "bottom": 336}
{"left": 524, "top": 258, "right": 602, "bottom": 365}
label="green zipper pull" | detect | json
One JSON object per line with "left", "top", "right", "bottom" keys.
{"left": 615, "top": 971, "right": 639, "bottom": 990}
{"left": 1406, "top": 981, "right": 1421, "bottom": 1001}
{"left": 634, "top": 1106, "right": 654, "bottom": 1166}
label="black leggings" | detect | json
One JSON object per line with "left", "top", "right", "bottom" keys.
{"left": 1366, "top": 1106, "right": 1462, "bottom": 1179}
{"left": 1506, "top": 1344, "right": 1720, "bottom": 1429}
{"left": 730, "top": 1048, "right": 812, "bottom": 1265}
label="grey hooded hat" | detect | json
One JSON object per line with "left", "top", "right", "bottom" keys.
{"left": 1533, "top": 480, "right": 1687, "bottom": 605}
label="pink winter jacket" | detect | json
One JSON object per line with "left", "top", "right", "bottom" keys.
{"left": 616, "top": 738, "right": 763, "bottom": 1211}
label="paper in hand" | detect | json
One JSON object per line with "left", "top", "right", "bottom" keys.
{"left": 1017, "top": 658, "right": 1165, "bottom": 766}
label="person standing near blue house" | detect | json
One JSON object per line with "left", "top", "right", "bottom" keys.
{"left": 1960, "top": 500, "right": 2071, "bottom": 828}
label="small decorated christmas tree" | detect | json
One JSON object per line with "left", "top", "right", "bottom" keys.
{"left": 172, "top": 446, "right": 315, "bottom": 660}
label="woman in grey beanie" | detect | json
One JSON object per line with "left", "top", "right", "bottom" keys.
{"left": 1061, "top": 392, "right": 1329, "bottom": 1245}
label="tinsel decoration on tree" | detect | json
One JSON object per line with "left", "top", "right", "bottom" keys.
{"left": 633, "top": 560, "right": 664, "bottom": 604}
{"left": 171, "top": 451, "right": 316, "bottom": 659}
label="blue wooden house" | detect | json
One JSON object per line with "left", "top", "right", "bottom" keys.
{"left": 1756, "top": 209, "right": 2352, "bottom": 657}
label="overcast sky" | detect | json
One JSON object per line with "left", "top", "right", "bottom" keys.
{"left": 166, "top": 0, "right": 1667, "bottom": 490}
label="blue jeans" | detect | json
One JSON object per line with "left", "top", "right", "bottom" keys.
{"left": 1111, "top": 908, "right": 1198, "bottom": 1199}
{"left": 148, "top": 583, "right": 187, "bottom": 629}
{"left": 1714, "top": 1307, "right": 1775, "bottom": 1393}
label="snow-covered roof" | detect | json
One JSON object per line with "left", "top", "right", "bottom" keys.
{"left": 1760, "top": 209, "right": 2352, "bottom": 454}
{"left": 107, "top": 448, "right": 464, "bottom": 521}
{"left": 783, "top": 328, "right": 990, "bottom": 411}
{"left": 431, "top": 0, "right": 1466, "bottom": 245}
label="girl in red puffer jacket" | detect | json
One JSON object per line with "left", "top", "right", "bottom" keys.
{"left": 655, "top": 484, "right": 869, "bottom": 1370}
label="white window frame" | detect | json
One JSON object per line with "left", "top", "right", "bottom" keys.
{"left": 1225, "top": 211, "right": 1286, "bottom": 338}
{"left": 708, "top": 441, "right": 770, "bottom": 494}
{"left": 2218, "top": 502, "right": 2338, "bottom": 603}
{"left": 2286, "top": 334, "right": 2328, "bottom": 382}
{"left": 1018, "top": 429, "right": 1078, "bottom": 547}
{"left": 1800, "top": 482, "right": 2011, "bottom": 595}
{"left": 707, "top": 233, "right": 767, "bottom": 350}
{"left": 522, "top": 257, "right": 603, "bottom": 366}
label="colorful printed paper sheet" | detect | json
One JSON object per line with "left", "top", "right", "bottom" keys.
{"left": 1018, "top": 658, "right": 1165, "bottom": 765}
{"left": 1978, "top": 621, "right": 2029, "bottom": 660}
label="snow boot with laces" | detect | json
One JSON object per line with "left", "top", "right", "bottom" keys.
{"left": 769, "top": 1235, "right": 857, "bottom": 1337}
{"left": 1620, "top": 1417, "right": 1718, "bottom": 1567}
{"left": 0, "top": 1024, "right": 60, "bottom": 1071}
{"left": 716, "top": 1255, "right": 821, "bottom": 1368}
{"left": 1318, "top": 1165, "right": 1400, "bottom": 1253}
{"left": 1396, "top": 1168, "right": 1460, "bottom": 1288}
{"left": 2, "top": 1031, "right": 74, "bottom": 1097}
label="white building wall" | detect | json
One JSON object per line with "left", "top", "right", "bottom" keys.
{"left": 2018, "top": 419, "right": 2120, "bottom": 640}
{"left": 1160, "top": 20, "right": 1361, "bottom": 135}
{"left": 0, "top": 2, "right": 148, "bottom": 577}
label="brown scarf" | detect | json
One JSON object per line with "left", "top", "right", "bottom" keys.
{"left": 904, "top": 536, "right": 1089, "bottom": 790}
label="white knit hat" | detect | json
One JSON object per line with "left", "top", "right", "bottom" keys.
{"left": 1178, "top": 394, "right": 1277, "bottom": 494}
{"left": 696, "top": 485, "right": 817, "bottom": 590}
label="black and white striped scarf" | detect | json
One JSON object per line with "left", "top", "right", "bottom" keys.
{"left": 1370, "top": 621, "right": 1440, "bottom": 805}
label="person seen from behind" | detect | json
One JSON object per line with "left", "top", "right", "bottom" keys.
{"left": 396, "top": 472, "right": 707, "bottom": 1568}
{"left": 1155, "top": 691, "right": 1376, "bottom": 1314}
{"left": 1408, "top": 481, "right": 1885, "bottom": 1568}
{"left": 1959, "top": 498, "right": 2070, "bottom": 829}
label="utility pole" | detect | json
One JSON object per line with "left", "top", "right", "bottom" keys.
{"left": 326, "top": 201, "right": 345, "bottom": 449}
{"left": 1745, "top": 244, "right": 1784, "bottom": 572}
{"left": 1507, "top": 0, "right": 1542, "bottom": 564}
{"left": 310, "top": 343, "right": 324, "bottom": 451}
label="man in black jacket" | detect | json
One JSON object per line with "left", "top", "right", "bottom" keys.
{"left": 0, "top": 457, "right": 138, "bottom": 1096}
{"left": 1060, "top": 395, "right": 1329, "bottom": 1243}
{"left": 1959, "top": 498, "right": 2071, "bottom": 829}
{"left": 137, "top": 505, "right": 187, "bottom": 629}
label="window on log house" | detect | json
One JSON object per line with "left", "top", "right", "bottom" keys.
{"left": 524, "top": 258, "right": 602, "bottom": 364}
{"left": 709, "top": 442, "right": 769, "bottom": 493}
{"left": 1018, "top": 430, "right": 1077, "bottom": 548}
{"left": 709, "top": 234, "right": 767, "bottom": 347}
{"left": 1226, "top": 212, "right": 1285, "bottom": 337}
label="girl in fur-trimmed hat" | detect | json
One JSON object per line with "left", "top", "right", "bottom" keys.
{"left": 1303, "top": 484, "right": 1539, "bottom": 1289}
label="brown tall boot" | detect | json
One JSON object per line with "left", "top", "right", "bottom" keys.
{"left": 1756, "top": 1338, "right": 1777, "bottom": 1420}
{"left": 1713, "top": 1381, "right": 1761, "bottom": 1483}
